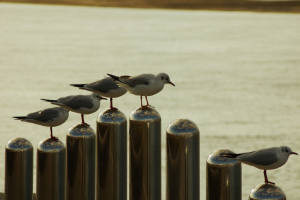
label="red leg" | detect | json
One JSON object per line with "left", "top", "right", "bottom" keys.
{"left": 110, "top": 98, "right": 117, "bottom": 110}
{"left": 81, "top": 114, "right": 90, "bottom": 127}
{"left": 145, "top": 96, "right": 154, "bottom": 108}
{"left": 264, "top": 170, "right": 275, "bottom": 185}
{"left": 50, "top": 127, "right": 58, "bottom": 141}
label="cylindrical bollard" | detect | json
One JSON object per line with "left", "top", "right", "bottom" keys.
{"left": 66, "top": 124, "right": 96, "bottom": 200}
{"left": 206, "top": 149, "right": 242, "bottom": 200}
{"left": 249, "top": 183, "right": 286, "bottom": 200}
{"left": 166, "top": 119, "right": 200, "bottom": 200}
{"left": 96, "top": 108, "right": 127, "bottom": 200}
{"left": 5, "top": 137, "right": 33, "bottom": 200}
{"left": 129, "top": 107, "right": 161, "bottom": 200}
{"left": 36, "top": 138, "right": 66, "bottom": 200}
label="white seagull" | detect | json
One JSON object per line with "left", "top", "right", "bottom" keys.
{"left": 41, "top": 93, "right": 107, "bottom": 126}
{"left": 107, "top": 73, "right": 175, "bottom": 109}
{"left": 222, "top": 146, "right": 298, "bottom": 184}
{"left": 70, "top": 77, "right": 127, "bottom": 110}
{"left": 13, "top": 107, "right": 69, "bottom": 141}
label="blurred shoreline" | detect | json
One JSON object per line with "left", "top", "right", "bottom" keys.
{"left": 1, "top": 0, "right": 300, "bottom": 13}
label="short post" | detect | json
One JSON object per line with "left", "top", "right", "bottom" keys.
{"left": 96, "top": 108, "right": 127, "bottom": 200}
{"left": 5, "top": 137, "right": 33, "bottom": 200}
{"left": 249, "top": 183, "right": 286, "bottom": 200}
{"left": 206, "top": 149, "right": 242, "bottom": 200}
{"left": 166, "top": 119, "right": 200, "bottom": 200}
{"left": 129, "top": 107, "right": 161, "bottom": 200}
{"left": 36, "top": 138, "right": 65, "bottom": 200}
{"left": 66, "top": 124, "right": 96, "bottom": 200}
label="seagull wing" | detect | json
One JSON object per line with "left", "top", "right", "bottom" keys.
{"left": 58, "top": 95, "right": 94, "bottom": 109}
{"left": 86, "top": 77, "right": 120, "bottom": 93}
{"left": 27, "top": 107, "right": 61, "bottom": 122}
{"left": 120, "top": 74, "right": 153, "bottom": 87}
{"left": 237, "top": 148, "right": 278, "bottom": 166}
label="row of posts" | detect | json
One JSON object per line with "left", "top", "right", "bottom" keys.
{"left": 5, "top": 107, "right": 200, "bottom": 200}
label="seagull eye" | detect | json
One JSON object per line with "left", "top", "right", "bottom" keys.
{"left": 286, "top": 149, "right": 288, "bottom": 152}
{"left": 161, "top": 77, "right": 163, "bottom": 80}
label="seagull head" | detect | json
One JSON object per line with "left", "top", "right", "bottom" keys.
{"left": 281, "top": 146, "right": 298, "bottom": 157}
{"left": 157, "top": 73, "right": 175, "bottom": 86}
{"left": 92, "top": 93, "right": 107, "bottom": 101}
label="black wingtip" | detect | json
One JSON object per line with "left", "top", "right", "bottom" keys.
{"left": 41, "top": 99, "right": 56, "bottom": 102}
{"left": 70, "top": 84, "right": 85, "bottom": 88}
{"left": 220, "top": 153, "right": 238, "bottom": 158}
{"left": 13, "top": 116, "right": 26, "bottom": 120}
{"left": 107, "top": 74, "right": 119, "bottom": 81}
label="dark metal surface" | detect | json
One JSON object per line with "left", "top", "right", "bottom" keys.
{"left": 249, "top": 183, "right": 286, "bottom": 200}
{"left": 129, "top": 107, "right": 161, "bottom": 200}
{"left": 96, "top": 108, "right": 127, "bottom": 200}
{"left": 5, "top": 137, "right": 33, "bottom": 200}
{"left": 36, "top": 138, "right": 65, "bottom": 200}
{"left": 66, "top": 124, "right": 96, "bottom": 200}
{"left": 166, "top": 119, "right": 199, "bottom": 200}
{"left": 206, "top": 149, "right": 242, "bottom": 200}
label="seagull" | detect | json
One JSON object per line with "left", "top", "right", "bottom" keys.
{"left": 107, "top": 73, "right": 175, "bottom": 109}
{"left": 41, "top": 93, "right": 107, "bottom": 126}
{"left": 221, "top": 146, "right": 298, "bottom": 185}
{"left": 70, "top": 77, "right": 127, "bottom": 110}
{"left": 13, "top": 107, "right": 69, "bottom": 141}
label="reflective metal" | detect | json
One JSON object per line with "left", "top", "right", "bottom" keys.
{"left": 166, "top": 119, "right": 200, "bottom": 200}
{"left": 249, "top": 183, "right": 286, "bottom": 200}
{"left": 206, "top": 149, "right": 242, "bottom": 200}
{"left": 36, "top": 138, "right": 65, "bottom": 200}
{"left": 96, "top": 108, "right": 127, "bottom": 200}
{"left": 66, "top": 124, "right": 96, "bottom": 200}
{"left": 129, "top": 107, "right": 161, "bottom": 200}
{"left": 5, "top": 137, "right": 33, "bottom": 200}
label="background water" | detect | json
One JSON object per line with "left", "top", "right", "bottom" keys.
{"left": 1, "top": 3, "right": 300, "bottom": 199}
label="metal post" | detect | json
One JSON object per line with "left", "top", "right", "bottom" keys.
{"left": 249, "top": 183, "right": 286, "bottom": 200}
{"left": 129, "top": 107, "right": 161, "bottom": 200}
{"left": 206, "top": 149, "right": 242, "bottom": 200}
{"left": 36, "top": 138, "right": 65, "bottom": 200}
{"left": 66, "top": 124, "right": 96, "bottom": 200}
{"left": 166, "top": 119, "right": 199, "bottom": 200}
{"left": 5, "top": 137, "right": 33, "bottom": 200}
{"left": 96, "top": 108, "right": 127, "bottom": 200}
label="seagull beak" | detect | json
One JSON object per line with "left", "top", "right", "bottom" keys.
{"left": 101, "top": 97, "right": 108, "bottom": 100}
{"left": 168, "top": 81, "right": 175, "bottom": 86}
{"left": 291, "top": 152, "right": 298, "bottom": 155}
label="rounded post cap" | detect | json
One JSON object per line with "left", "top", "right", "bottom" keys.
{"left": 6, "top": 137, "right": 33, "bottom": 151}
{"left": 97, "top": 108, "right": 127, "bottom": 124}
{"left": 129, "top": 107, "right": 161, "bottom": 122}
{"left": 249, "top": 183, "right": 286, "bottom": 200}
{"left": 167, "top": 119, "right": 199, "bottom": 138}
{"left": 207, "top": 149, "right": 240, "bottom": 166}
{"left": 37, "top": 138, "right": 65, "bottom": 152}
{"left": 67, "top": 124, "right": 95, "bottom": 138}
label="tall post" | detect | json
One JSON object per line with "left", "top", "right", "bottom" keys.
{"left": 96, "top": 108, "right": 127, "bottom": 200}
{"left": 36, "top": 138, "right": 66, "bottom": 200}
{"left": 5, "top": 137, "right": 33, "bottom": 200}
{"left": 66, "top": 124, "right": 96, "bottom": 200}
{"left": 206, "top": 149, "right": 242, "bottom": 200}
{"left": 129, "top": 107, "right": 161, "bottom": 200}
{"left": 166, "top": 119, "right": 200, "bottom": 200}
{"left": 249, "top": 183, "right": 286, "bottom": 200}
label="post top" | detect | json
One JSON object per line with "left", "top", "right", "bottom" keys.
{"left": 129, "top": 107, "right": 161, "bottom": 122}
{"left": 206, "top": 149, "right": 240, "bottom": 166}
{"left": 67, "top": 124, "right": 95, "bottom": 138}
{"left": 249, "top": 183, "right": 286, "bottom": 200}
{"left": 97, "top": 108, "right": 127, "bottom": 124}
{"left": 6, "top": 137, "right": 33, "bottom": 151}
{"left": 37, "top": 138, "right": 65, "bottom": 152}
{"left": 167, "top": 119, "right": 199, "bottom": 138}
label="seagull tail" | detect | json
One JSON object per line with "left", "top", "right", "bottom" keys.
{"left": 107, "top": 74, "right": 126, "bottom": 84}
{"left": 13, "top": 116, "right": 26, "bottom": 120}
{"left": 41, "top": 99, "right": 57, "bottom": 103}
{"left": 70, "top": 84, "right": 85, "bottom": 88}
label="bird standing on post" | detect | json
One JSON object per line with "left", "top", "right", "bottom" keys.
{"left": 13, "top": 107, "right": 69, "bottom": 141}
{"left": 41, "top": 93, "right": 107, "bottom": 126}
{"left": 221, "top": 146, "right": 298, "bottom": 184}
{"left": 70, "top": 77, "right": 127, "bottom": 110}
{"left": 107, "top": 73, "right": 175, "bottom": 109}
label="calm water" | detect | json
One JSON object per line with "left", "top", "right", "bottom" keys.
{"left": 1, "top": 3, "right": 300, "bottom": 199}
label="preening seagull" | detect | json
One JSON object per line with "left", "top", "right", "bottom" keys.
{"left": 70, "top": 77, "right": 127, "bottom": 110}
{"left": 13, "top": 107, "right": 69, "bottom": 141}
{"left": 107, "top": 73, "right": 175, "bottom": 109}
{"left": 41, "top": 93, "right": 107, "bottom": 126}
{"left": 221, "top": 146, "right": 298, "bottom": 184}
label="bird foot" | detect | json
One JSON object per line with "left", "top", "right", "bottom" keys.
{"left": 83, "top": 122, "right": 90, "bottom": 127}
{"left": 265, "top": 181, "right": 275, "bottom": 185}
{"left": 110, "top": 107, "right": 118, "bottom": 111}
{"left": 51, "top": 136, "right": 58, "bottom": 141}
{"left": 141, "top": 105, "right": 154, "bottom": 109}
